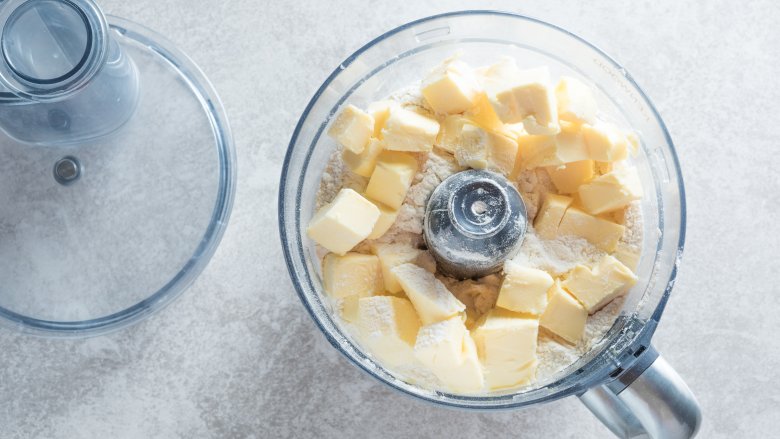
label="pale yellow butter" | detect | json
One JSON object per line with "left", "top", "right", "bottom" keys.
{"left": 371, "top": 243, "right": 426, "bottom": 294}
{"left": 414, "top": 316, "right": 484, "bottom": 393}
{"left": 322, "top": 252, "right": 384, "bottom": 299}
{"left": 343, "top": 137, "right": 384, "bottom": 178}
{"left": 365, "top": 199, "right": 399, "bottom": 240}
{"left": 557, "top": 207, "right": 625, "bottom": 252}
{"left": 515, "top": 121, "right": 588, "bottom": 170}
{"left": 540, "top": 279, "right": 587, "bottom": 343}
{"left": 381, "top": 106, "right": 440, "bottom": 152}
{"left": 555, "top": 76, "right": 597, "bottom": 124}
{"left": 367, "top": 100, "right": 396, "bottom": 139}
{"left": 453, "top": 123, "right": 489, "bottom": 170}
{"left": 533, "top": 193, "right": 573, "bottom": 240}
{"left": 392, "top": 263, "right": 466, "bottom": 325}
{"left": 496, "top": 261, "right": 554, "bottom": 315}
{"left": 307, "top": 188, "right": 380, "bottom": 255}
{"left": 364, "top": 151, "right": 417, "bottom": 210}
{"left": 422, "top": 59, "right": 481, "bottom": 114}
{"left": 465, "top": 92, "right": 506, "bottom": 134}
{"left": 327, "top": 104, "right": 374, "bottom": 154}
{"left": 546, "top": 160, "right": 595, "bottom": 194}
{"left": 357, "top": 296, "right": 421, "bottom": 367}
{"left": 436, "top": 115, "right": 470, "bottom": 154}
{"left": 582, "top": 122, "right": 629, "bottom": 162}
{"left": 482, "top": 60, "right": 559, "bottom": 135}
{"left": 472, "top": 308, "right": 539, "bottom": 390}
{"left": 578, "top": 166, "right": 643, "bottom": 215}
{"left": 562, "top": 255, "right": 637, "bottom": 314}
{"left": 486, "top": 131, "right": 519, "bottom": 176}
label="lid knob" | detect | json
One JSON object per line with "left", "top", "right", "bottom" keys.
{"left": 423, "top": 169, "right": 527, "bottom": 279}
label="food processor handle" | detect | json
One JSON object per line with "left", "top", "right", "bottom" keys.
{"left": 579, "top": 345, "right": 702, "bottom": 438}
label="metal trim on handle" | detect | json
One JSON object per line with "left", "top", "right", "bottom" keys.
{"left": 579, "top": 346, "right": 702, "bottom": 438}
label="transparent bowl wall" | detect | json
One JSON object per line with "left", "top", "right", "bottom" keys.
{"left": 280, "top": 11, "right": 685, "bottom": 409}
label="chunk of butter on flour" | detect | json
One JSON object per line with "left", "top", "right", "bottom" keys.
{"left": 357, "top": 296, "right": 421, "bottom": 367}
{"left": 422, "top": 58, "right": 481, "bottom": 114}
{"left": 472, "top": 308, "right": 538, "bottom": 390}
{"left": 578, "top": 166, "right": 643, "bottom": 215}
{"left": 327, "top": 104, "right": 374, "bottom": 154}
{"left": 381, "top": 106, "right": 440, "bottom": 152}
{"left": 307, "top": 188, "right": 380, "bottom": 255}
{"left": 534, "top": 193, "right": 573, "bottom": 239}
{"left": 365, "top": 151, "right": 417, "bottom": 210}
{"left": 557, "top": 207, "right": 625, "bottom": 252}
{"left": 392, "top": 263, "right": 466, "bottom": 325}
{"left": 414, "top": 316, "right": 484, "bottom": 393}
{"left": 322, "top": 252, "right": 384, "bottom": 299}
{"left": 495, "top": 261, "right": 554, "bottom": 315}
{"left": 540, "top": 279, "right": 587, "bottom": 343}
{"left": 562, "top": 255, "right": 637, "bottom": 314}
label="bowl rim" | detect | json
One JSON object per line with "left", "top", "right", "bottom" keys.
{"left": 279, "top": 9, "right": 686, "bottom": 409}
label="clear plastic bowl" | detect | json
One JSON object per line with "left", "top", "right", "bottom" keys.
{"left": 279, "top": 11, "right": 685, "bottom": 412}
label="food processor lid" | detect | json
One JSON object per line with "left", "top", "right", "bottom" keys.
{"left": 0, "top": 6, "right": 235, "bottom": 335}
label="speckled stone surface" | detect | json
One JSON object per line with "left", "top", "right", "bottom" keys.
{"left": 1, "top": 1, "right": 779, "bottom": 437}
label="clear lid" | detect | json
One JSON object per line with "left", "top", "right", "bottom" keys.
{"left": 0, "top": 10, "right": 235, "bottom": 336}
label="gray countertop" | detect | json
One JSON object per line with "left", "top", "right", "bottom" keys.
{"left": 2, "top": 0, "right": 779, "bottom": 437}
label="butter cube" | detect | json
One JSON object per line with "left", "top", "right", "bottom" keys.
{"left": 465, "top": 92, "right": 506, "bottom": 134}
{"left": 487, "top": 131, "right": 519, "bottom": 176}
{"left": 414, "top": 316, "right": 484, "bottom": 393}
{"left": 546, "top": 160, "right": 595, "bottom": 194}
{"left": 496, "top": 261, "right": 554, "bottom": 315}
{"left": 322, "top": 252, "right": 384, "bottom": 299}
{"left": 436, "top": 115, "right": 470, "bottom": 153}
{"left": 327, "top": 104, "right": 374, "bottom": 154}
{"left": 364, "top": 151, "right": 417, "bottom": 210}
{"left": 367, "top": 100, "right": 396, "bottom": 138}
{"left": 343, "top": 137, "right": 384, "bottom": 178}
{"left": 307, "top": 188, "right": 380, "bottom": 255}
{"left": 578, "top": 167, "right": 643, "bottom": 215}
{"left": 555, "top": 76, "right": 597, "bottom": 124}
{"left": 440, "top": 118, "right": 517, "bottom": 175}
{"left": 422, "top": 59, "right": 481, "bottom": 114}
{"left": 381, "top": 106, "right": 440, "bottom": 152}
{"left": 365, "top": 199, "right": 399, "bottom": 240}
{"left": 392, "top": 263, "right": 466, "bottom": 325}
{"left": 540, "top": 280, "right": 587, "bottom": 343}
{"left": 371, "top": 243, "right": 426, "bottom": 293}
{"left": 515, "top": 134, "right": 556, "bottom": 172}
{"left": 558, "top": 207, "right": 625, "bottom": 252}
{"left": 545, "top": 121, "right": 590, "bottom": 165}
{"left": 472, "top": 308, "right": 539, "bottom": 390}
{"left": 533, "top": 193, "right": 573, "bottom": 239}
{"left": 483, "top": 61, "right": 559, "bottom": 135}
{"left": 582, "top": 122, "right": 629, "bottom": 162}
{"left": 454, "top": 123, "right": 489, "bottom": 169}
{"left": 357, "top": 296, "right": 421, "bottom": 367}
{"left": 515, "top": 122, "right": 588, "bottom": 170}
{"left": 562, "top": 255, "right": 637, "bottom": 313}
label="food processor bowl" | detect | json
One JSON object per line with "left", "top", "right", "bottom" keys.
{"left": 279, "top": 11, "right": 700, "bottom": 438}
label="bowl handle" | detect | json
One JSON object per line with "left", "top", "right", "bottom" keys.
{"left": 579, "top": 345, "right": 702, "bottom": 438}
